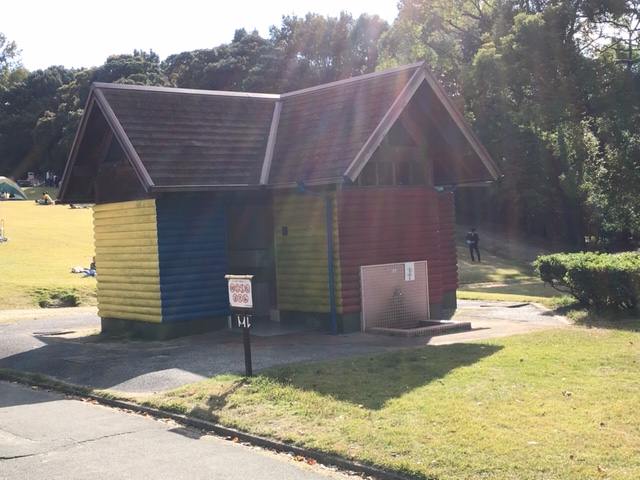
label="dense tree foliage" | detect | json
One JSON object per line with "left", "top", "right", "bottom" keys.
{"left": 381, "top": 0, "right": 640, "bottom": 247}
{"left": 0, "top": 49, "right": 168, "bottom": 178}
{"left": 2, "top": 3, "right": 640, "bottom": 248}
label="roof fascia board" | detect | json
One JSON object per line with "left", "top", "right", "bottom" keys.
{"left": 149, "top": 184, "right": 264, "bottom": 193}
{"left": 451, "top": 180, "right": 496, "bottom": 187}
{"left": 420, "top": 73, "right": 501, "bottom": 180}
{"left": 280, "top": 62, "right": 425, "bottom": 99}
{"left": 58, "top": 93, "right": 98, "bottom": 200}
{"left": 343, "top": 65, "right": 427, "bottom": 181}
{"left": 94, "top": 88, "right": 155, "bottom": 190}
{"left": 92, "top": 82, "right": 280, "bottom": 100}
{"left": 260, "top": 100, "right": 282, "bottom": 185}
{"left": 268, "top": 177, "right": 344, "bottom": 189}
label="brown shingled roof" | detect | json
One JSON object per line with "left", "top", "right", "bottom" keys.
{"left": 59, "top": 62, "right": 500, "bottom": 203}
{"left": 97, "top": 84, "right": 278, "bottom": 188}
{"left": 268, "top": 64, "right": 421, "bottom": 185}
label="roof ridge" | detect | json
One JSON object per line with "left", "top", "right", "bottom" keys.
{"left": 92, "top": 82, "right": 281, "bottom": 100}
{"left": 281, "top": 61, "right": 426, "bottom": 99}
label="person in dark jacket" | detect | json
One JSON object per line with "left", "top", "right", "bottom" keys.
{"left": 466, "top": 227, "right": 481, "bottom": 263}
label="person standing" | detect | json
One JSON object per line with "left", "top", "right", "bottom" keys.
{"left": 466, "top": 227, "right": 481, "bottom": 262}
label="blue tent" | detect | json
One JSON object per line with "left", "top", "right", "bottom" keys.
{"left": 0, "top": 176, "right": 28, "bottom": 200}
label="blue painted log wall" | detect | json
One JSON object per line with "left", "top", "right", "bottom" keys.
{"left": 156, "top": 197, "right": 229, "bottom": 323}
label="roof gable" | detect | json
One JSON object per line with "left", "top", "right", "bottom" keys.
{"left": 268, "top": 64, "right": 422, "bottom": 185}
{"left": 97, "top": 84, "right": 278, "bottom": 188}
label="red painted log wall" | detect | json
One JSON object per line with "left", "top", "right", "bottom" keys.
{"left": 336, "top": 188, "right": 451, "bottom": 314}
{"left": 438, "top": 192, "right": 458, "bottom": 292}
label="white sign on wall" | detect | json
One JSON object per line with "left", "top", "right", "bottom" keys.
{"left": 405, "top": 262, "right": 415, "bottom": 281}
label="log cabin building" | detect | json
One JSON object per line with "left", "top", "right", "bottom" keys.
{"left": 59, "top": 61, "right": 500, "bottom": 339}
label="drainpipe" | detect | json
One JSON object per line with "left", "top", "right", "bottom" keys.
{"left": 297, "top": 181, "right": 338, "bottom": 334}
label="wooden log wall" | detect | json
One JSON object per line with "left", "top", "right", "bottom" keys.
{"left": 273, "top": 193, "right": 342, "bottom": 314}
{"left": 94, "top": 199, "right": 163, "bottom": 323}
{"left": 335, "top": 188, "right": 444, "bottom": 314}
{"left": 155, "top": 197, "right": 229, "bottom": 322}
{"left": 438, "top": 192, "right": 458, "bottom": 292}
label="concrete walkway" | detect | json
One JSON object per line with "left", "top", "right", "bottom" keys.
{"left": 0, "top": 301, "right": 569, "bottom": 395}
{"left": 0, "top": 381, "right": 353, "bottom": 480}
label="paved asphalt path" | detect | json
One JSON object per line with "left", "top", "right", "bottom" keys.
{"left": 0, "top": 381, "right": 349, "bottom": 480}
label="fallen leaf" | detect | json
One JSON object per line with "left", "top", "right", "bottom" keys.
{"left": 562, "top": 391, "right": 572, "bottom": 397}
{"left": 597, "top": 465, "right": 607, "bottom": 473}
{"left": 295, "top": 455, "right": 305, "bottom": 462}
{"left": 232, "top": 437, "right": 239, "bottom": 443}
{"left": 306, "top": 458, "right": 317, "bottom": 465}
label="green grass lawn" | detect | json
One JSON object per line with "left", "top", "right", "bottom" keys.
{"left": 136, "top": 326, "right": 639, "bottom": 479}
{"left": 456, "top": 242, "right": 566, "bottom": 306}
{"left": 0, "top": 189, "right": 96, "bottom": 309}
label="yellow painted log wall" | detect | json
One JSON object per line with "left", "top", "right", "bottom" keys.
{"left": 273, "top": 192, "right": 342, "bottom": 313}
{"left": 94, "top": 199, "right": 162, "bottom": 323}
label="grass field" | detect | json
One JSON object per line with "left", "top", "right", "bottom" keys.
{"left": 0, "top": 188, "right": 97, "bottom": 309}
{"left": 138, "top": 326, "right": 640, "bottom": 479}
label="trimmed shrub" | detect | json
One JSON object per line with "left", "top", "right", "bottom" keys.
{"left": 534, "top": 252, "right": 640, "bottom": 311}
{"left": 33, "top": 288, "right": 82, "bottom": 308}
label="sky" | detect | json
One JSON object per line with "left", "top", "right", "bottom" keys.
{"left": 3, "top": 1, "right": 401, "bottom": 72}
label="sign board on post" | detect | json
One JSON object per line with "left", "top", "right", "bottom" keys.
{"left": 228, "top": 277, "right": 253, "bottom": 309}
{"left": 225, "top": 274, "right": 254, "bottom": 377}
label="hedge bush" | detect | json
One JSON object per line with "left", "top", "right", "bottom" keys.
{"left": 534, "top": 252, "right": 640, "bottom": 310}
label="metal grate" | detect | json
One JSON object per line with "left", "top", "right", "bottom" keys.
{"left": 360, "top": 261, "right": 429, "bottom": 330}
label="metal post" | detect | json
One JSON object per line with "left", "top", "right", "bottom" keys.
{"left": 242, "top": 318, "right": 252, "bottom": 377}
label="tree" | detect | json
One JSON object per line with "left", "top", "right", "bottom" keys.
{"left": 381, "top": 0, "right": 640, "bottom": 246}
{"left": 92, "top": 49, "right": 168, "bottom": 86}
{"left": 269, "top": 12, "right": 388, "bottom": 90}
{"left": 163, "top": 30, "right": 281, "bottom": 92}
{"left": 0, "top": 66, "right": 77, "bottom": 177}
{"left": 0, "top": 32, "right": 27, "bottom": 91}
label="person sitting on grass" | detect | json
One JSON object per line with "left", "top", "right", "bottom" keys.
{"left": 35, "top": 191, "right": 54, "bottom": 205}
{"left": 83, "top": 257, "right": 96, "bottom": 277}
